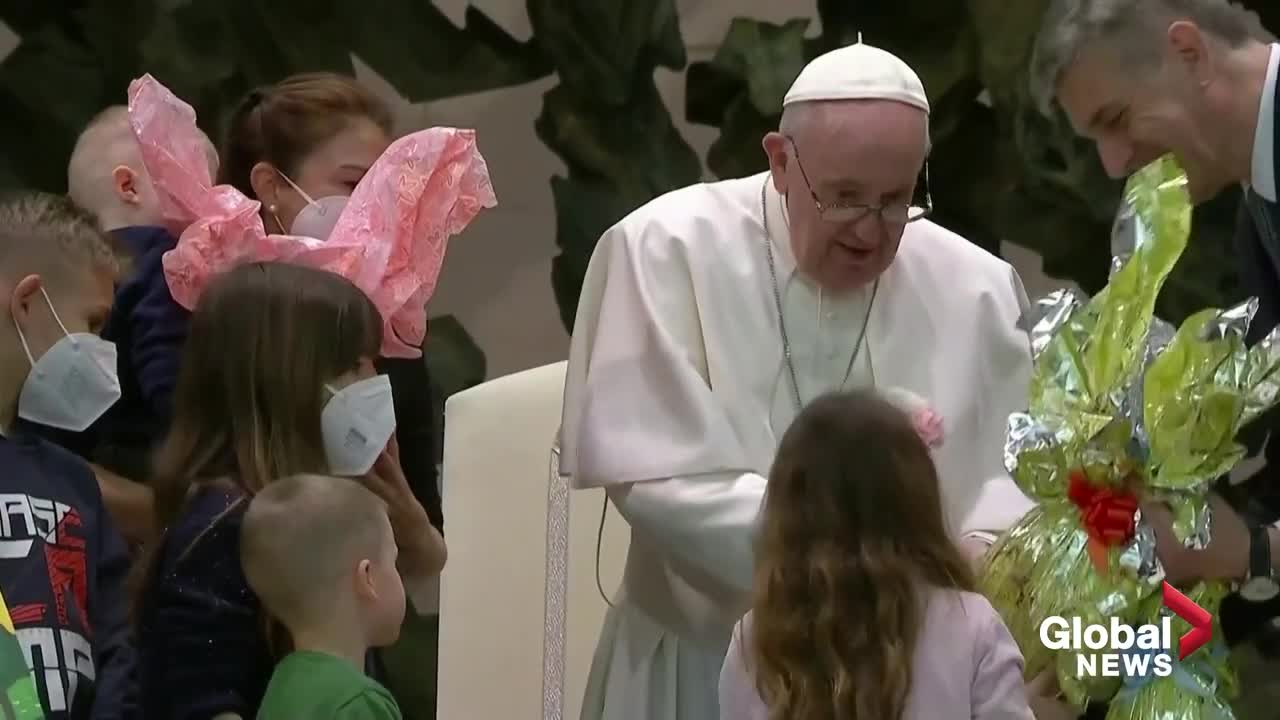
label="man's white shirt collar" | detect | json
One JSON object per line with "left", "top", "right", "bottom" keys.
{"left": 1251, "top": 43, "right": 1278, "bottom": 202}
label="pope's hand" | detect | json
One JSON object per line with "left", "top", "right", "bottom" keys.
{"left": 1140, "top": 492, "right": 1249, "bottom": 586}
{"left": 362, "top": 436, "right": 447, "bottom": 577}
{"left": 1026, "top": 671, "right": 1080, "bottom": 719}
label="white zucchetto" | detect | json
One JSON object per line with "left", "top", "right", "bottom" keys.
{"left": 783, "top": 35, "right": 930, "bottom": 114}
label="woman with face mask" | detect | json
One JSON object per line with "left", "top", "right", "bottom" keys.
{"left": 133, "top": 261, "right": 447, "bottom": 720}
{"left": 217, "top": 73, "right": 446, "bottom": 541}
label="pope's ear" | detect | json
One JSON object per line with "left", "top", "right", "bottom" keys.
{"left": 762, "top": 132, "right": 790, "bottom": 191}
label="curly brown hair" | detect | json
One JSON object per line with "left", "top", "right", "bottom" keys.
{"left": 748, "top": 389, "right": 976, "bottom": 720}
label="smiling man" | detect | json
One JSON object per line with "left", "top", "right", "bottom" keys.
{"left": 1033, "top": 0, "right": 1273, "bottom": 204}
{"left": 558, "top": 40, "right": 1037, "bottom": 720}
{"left": 1031, "top": 0, "right": 1280, "bottom": 658}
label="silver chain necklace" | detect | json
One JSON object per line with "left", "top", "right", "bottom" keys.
{"left": 761, "top": 178, "right": 879, "bottom": 411}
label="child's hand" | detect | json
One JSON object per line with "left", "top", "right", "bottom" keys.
{"left": 361, "top": 438, "right": 446, "bottom": 576}
{"left": 385, "top": 433, "right": 402, "bottom": 465}
{"left": 362, "top": 438, "right": 425, "bottom": 528}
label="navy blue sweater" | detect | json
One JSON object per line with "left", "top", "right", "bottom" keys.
{"left": 31, "top": 226, "right": 189, "bottom": 481}
{"left": 0, "top": 426, "right": 136, "bottom": 719}
{"left": 94, "top": 226, "right": 189, "bottom": 479}
{"left": 136, "top": 487, "right": 271, "bottom": 719}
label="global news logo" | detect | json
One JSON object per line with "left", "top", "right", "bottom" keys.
{"left": 1036, "top": 582, "right": 1212, "bottom": 678}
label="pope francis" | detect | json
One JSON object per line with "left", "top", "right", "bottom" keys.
{"left": 558, "top": 41, "right": 1037, "bottom": 720}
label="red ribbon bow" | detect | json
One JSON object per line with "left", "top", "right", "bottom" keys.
{"left": 1067, "top": 470, "right": 1139, "bottom": 571}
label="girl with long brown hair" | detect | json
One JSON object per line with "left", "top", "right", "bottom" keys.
{"left": 121, "top": 70, "right": 488, "bottom": 720}
{"left": 718, "top": 390, "right": 1033, "bottom": 720}
{"left": 134, "top": 262, "right": 445, "bottom": 719}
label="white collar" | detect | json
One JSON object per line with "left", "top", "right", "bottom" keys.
{"left": 1251, "top": 43, "right": 1279, "bottom": 202}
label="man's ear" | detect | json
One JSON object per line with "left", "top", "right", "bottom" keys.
{"left": 249, "top": 161, "right": 281, "bottom": 208}
{"left": 761, "top": 132, "right": 791, "bottom": 195}
{"left": 1167, "top": 20, "right": 1213, "bottom": 84}
{"left": 111, "top": 166, "right": 142, "bottom": 206}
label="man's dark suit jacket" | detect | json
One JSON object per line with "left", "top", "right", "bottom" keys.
{"left": 1222, "top": 59, "right": 1280, "bottom": 648}
{"left": 1233, "top": 62, "right": 1280, "bottom": 516}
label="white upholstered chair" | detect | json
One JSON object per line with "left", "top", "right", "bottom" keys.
{"left": 437, "top": 361, "right": 630, "bottom": 720}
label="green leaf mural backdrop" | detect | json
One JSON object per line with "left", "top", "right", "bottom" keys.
{"left": 1, "top": 0, "right": 1277, "bottom": 393}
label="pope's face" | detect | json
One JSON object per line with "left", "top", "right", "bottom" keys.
{"left": 1056, "top": 35, "right": 1231, "bottom": 203}
{"left": 767, "top": 100, "right": 928, "bottom": 293}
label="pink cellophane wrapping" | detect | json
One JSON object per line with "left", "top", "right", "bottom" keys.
{"left": 127, "top": 73, "right": 497, "bottom": 358}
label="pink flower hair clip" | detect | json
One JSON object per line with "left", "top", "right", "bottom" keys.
{"left": 881, "top": 387, "right": 945, "bottom": 449}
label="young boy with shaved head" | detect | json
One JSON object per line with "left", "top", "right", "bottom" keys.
{"left": 0, "top": 190, "right": 136, "bottom": 718}
{"left": 49, "top": 107, "right": 219, "bottom": 544}
{"left": 243, "top": 475, "right": 406, "bottom": 720}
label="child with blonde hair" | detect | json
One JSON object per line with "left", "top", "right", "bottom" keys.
{"left": 66, "top": 105, "right": 217, "bottom": 234}
{"left": 0, "top": 190, "right": 136, "bottom": 718}
{"left": 242, "top": 474, "right": 406, "bottom": 719}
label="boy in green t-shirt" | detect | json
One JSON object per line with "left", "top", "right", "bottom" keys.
{"left": 242, "top": 474, "right": 408, "bottom": 720}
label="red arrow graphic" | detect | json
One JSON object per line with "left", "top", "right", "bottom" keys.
{"left": 1162, "top": 581, "right": 1211, "bottom": 659}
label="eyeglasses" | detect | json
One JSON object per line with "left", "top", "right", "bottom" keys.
{"left": 788, "top": 136, "right": 932, "bottom": 226}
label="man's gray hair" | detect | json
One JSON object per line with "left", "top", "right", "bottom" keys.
{"left": 1029, "top": 0, "right": 1273, "bottom": 115}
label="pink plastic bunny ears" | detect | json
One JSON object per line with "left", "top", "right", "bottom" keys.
{"left": 126, "top": 73, "right": 497, "bottom": 358}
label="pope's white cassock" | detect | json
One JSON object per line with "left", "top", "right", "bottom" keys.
{"left": 556, "top": 43, "right": 1036, "bottom": 720}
